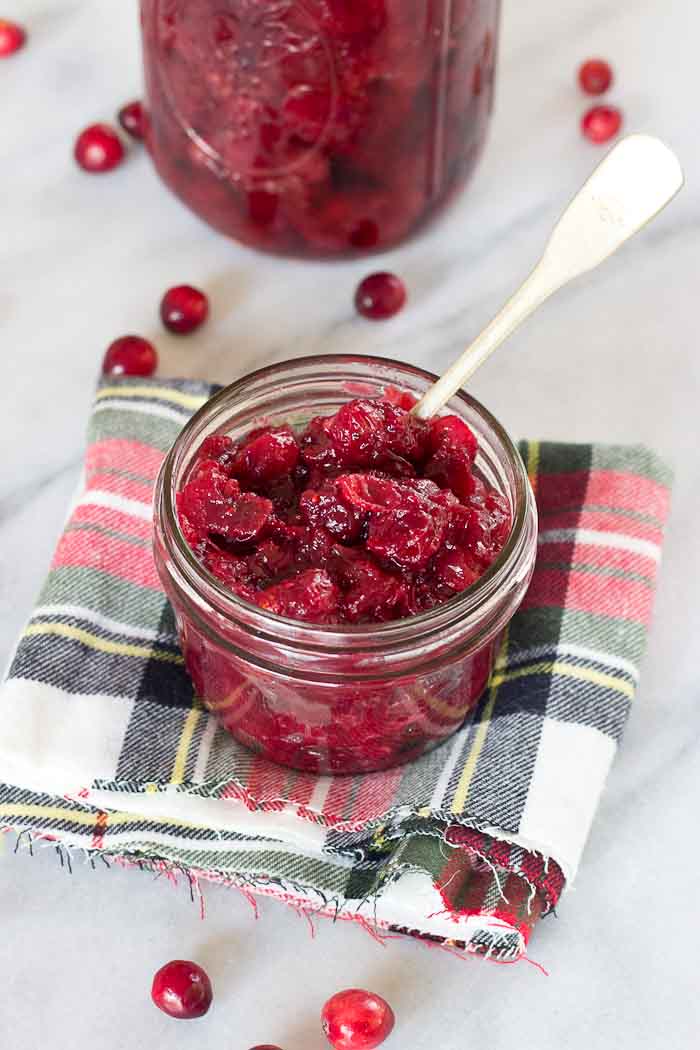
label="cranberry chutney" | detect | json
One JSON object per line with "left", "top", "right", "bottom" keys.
{"left": 179, "top": 391, "right": 511, "bottom": 623}
{"left": 153, "top": 356, "right": 537, "bottom": 773}
{"left": 140, "top": 0, "right": 500, "bottom": 257}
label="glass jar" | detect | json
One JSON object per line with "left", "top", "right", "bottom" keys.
{"left": 153, "top": 355, "right": 537, "bottom": 774}
{"left": 140, "top": 0, "right": 500, "bottom": 257}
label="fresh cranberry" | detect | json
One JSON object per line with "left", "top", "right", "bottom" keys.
{"left": 74, "top": 123, "right": 125, "bottom": 173}
{"left": 249, "top": 1046, "right": 284, "bottom": 1050}
{"left": 102, "top": 336, "right": 157, "bottom": 377}
{"left": 151, "top": 959, "right": 213, "bottom": 1020}
{"left": 581, "top": 104, "right": 622, "bottom": 144}
{"left": 578, "top": 59, "right": 613, "bottom": 96}
{"left": 354, "top": 273, "right": 407, "bottom": 320}
{"left": 160, "top": 284, "right": 209, "bottom": 334}
{"left": 0, "top": 18, "right": 25, "bottom": 56}
{"left": 118, "top": 99, "right": 145, "bottom": 140}
{"left": 321, "top": 989, "right": 395, "bottom": 1050}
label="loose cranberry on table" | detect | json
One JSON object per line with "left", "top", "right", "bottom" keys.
{"left": 355, "top": 273, "right": 407, "bottom": 320}
{"left": 581, "top": 104, "right": 623, "bottom": 144}
{"left": 102, "top": 335, "right": 158, "bottom": 377}
{"left": 578, "top": 58, "right": 613, "bottom": 95}
{"left": 151, "top": 959, "right": 213, "bottom": 1020}
{"left": 177, "top": 391, "right": 511, "bottom": 625}
{"left": 0, "top": 17, "right": 25, "bottom": 56}
{"left": 74, "top": 123, "right": 125, "bottom": 173}
{"left": 322, "top": 989, "right": 395, "bottom": 1050}
{"left": 160, "top": 284, "right": 209, "bottom": 334}
{"left": 118, "top": 99, "right": 145, "bottom": 140}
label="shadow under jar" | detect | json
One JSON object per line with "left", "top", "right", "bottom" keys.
{"left": 153, "top": 356, "right": 537, "bottom": 775}
{"left": 140, "top": 0, "right": 501, "bottom": 257}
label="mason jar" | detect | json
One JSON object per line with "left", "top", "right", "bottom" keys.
{"left": 140, "top": 0, "right": 501, "bottom": 257}
{"left": 153, "top": 355, "right": 537, "bottom": 774}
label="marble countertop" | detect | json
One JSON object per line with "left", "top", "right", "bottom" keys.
{"left": 2, "top": 1, "right": 699, "bottom": 1047}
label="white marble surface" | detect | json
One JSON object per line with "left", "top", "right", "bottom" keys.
{"left": 2, "top": 0, "right": 700, "bottom": 1046}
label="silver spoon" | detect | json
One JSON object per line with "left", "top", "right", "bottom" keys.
{"left": 412, "top": 134, "right": 684, "bottom": 420}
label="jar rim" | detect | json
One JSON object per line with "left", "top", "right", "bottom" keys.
{"left": 157, "top": 353, "right": 535, "bottom": 648}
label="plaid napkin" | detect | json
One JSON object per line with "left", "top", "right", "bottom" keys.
{"left": 0, "top": 377, "right": 672, "bottom": 962}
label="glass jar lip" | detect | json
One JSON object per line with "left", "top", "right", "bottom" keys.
{"left": 158, "top": 353, "right": 534, "bottom": 645}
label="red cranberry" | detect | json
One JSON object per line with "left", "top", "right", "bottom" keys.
{"left": 118, "top": 100, "right": 145, "bottom": 140}
{"left": 160, "top": 285, "right": 209, "bottom": 334}
{"left": 282, "top": 84, "right": 332, "bottom": 143}
{"left": 424, "top": 445, "right": 475, "bottom": 500}
{"left": 0, "top": 18, "right": 25, "bottom": 56}
{"left": 74, "top": 123, "right": 125, "bottom": 173}
{"left": 322, "top": 989, "right": 395, "bottom": 1050}
{"left": 338, "top": 474, "right": 406, "bottom": 512}
{"left": 299, "top": 481, "right": 364, "bottom": 542}
{"left": 581, "top": 104, "right": 622, "bottom": 144}
{"left": 367, "top": 502, "right": 448, "bottom": 571}
{"left": 354, "top": 273, "right": 406, "bottom": 321}
{"left": 232, "top": 427, "right": 300, "bottom": 484}
{"left": 428, "top": 415, "right": 478, "bottom": 461}
{"left": 200, "top": 434, "right": 235, "bottom": 463}
{"left": 179, "top": 460, "right": 240, "bottom": 532}
{"left": 434, "top": 547, "right": 480, "bottom": 591}
{"left": 349, "top": 220, "right": 380, "bottom": 250}
{"left": 102, "top": 336, "right": 157, "bottom": 377}
{"left": 151, "top": 959, "right": 213, "bottom": 1020}
{"left": 257, "top": 568, "right": 340, "bottom": 622}
{"left": 326, "top": 399, "right": 386, "bottom": 465}
{"left": 578, "top": 59, "right": 613, "bottom": 95}
{"left": 210, "top": 492, "right": 274, "bottom": 545}
{"left": 249, "top": 1046, "right": 284, "bottom": 1049}
{"left": 332, "top": 548, "right": 407, "bottom": 623}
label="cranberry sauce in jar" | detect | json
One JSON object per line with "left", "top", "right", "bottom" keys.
{"left": 153, "top": 356, "right": 537, "bottom": 774}
{"left": 177, "top": 389, "right": 511, "bottom": 623}
{"left": 140, "top": 1, "right": 500, "bottom": 257}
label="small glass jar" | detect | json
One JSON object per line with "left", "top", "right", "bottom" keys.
{"left": 140, "top": 0, "right": 500, "bottom": 257}
{"left": 153, "top": 356, "right": 537, "bottom": 774}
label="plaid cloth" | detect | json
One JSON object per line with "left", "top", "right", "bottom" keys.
{"left": 0, "top": 377, "right": 672, "bottom": 961}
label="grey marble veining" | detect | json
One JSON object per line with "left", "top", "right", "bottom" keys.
{"left": 1, "top": 1, "right": 699, "bottom": 1047}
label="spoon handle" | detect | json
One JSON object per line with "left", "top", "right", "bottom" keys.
{"left": 412, "top": 134, "right": 684, "bottom": 421}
